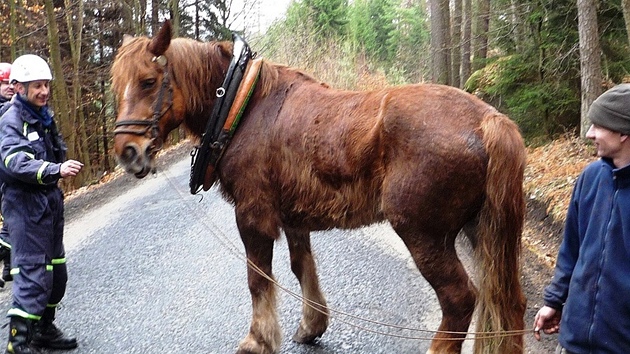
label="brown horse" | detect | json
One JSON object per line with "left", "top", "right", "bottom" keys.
{"left": 111, "top": 21, "right": 527, "bottom": 354}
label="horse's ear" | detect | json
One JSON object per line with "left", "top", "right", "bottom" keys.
{"left": 122, "top": 34, "right": 133, "bottom": 46}
{"left": 148, "top": 20, "right": 172, "bottom": 56}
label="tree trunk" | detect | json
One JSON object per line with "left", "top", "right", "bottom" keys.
{"left": 118, "top": 0, "right": 135, "bottom": 35}
{"left": 171, "top": 0, "right": 180, "bottom": 37}
{"left": 132, "top": 0, "right": 146, "bottom": 35}
{"left": 169, "top": 0, "right": 181, "bottom": 145}
{"left": 44, "top": 0, "right": 78, "bottom": 191}
{"left": 623, "top": 0, "right": 630, "bottom": 47}
{"left": 577, "top": 0, "right": 602, "bottom": 137}
{"left": 64, "top": 0, "right": 91, "bottom": 187}
{"left": 97, "top": 16, "right": 111, "bottom": 173}
{"left": 472, "top": 0, "right": 489, "bottom": 71}
{"left": 152, "top": 0, "right": 159, "bottom": 35}
{"left": 511, "top": 0, "right": 525, "bottom": 52}
{"left": 461, "top": 0, "right": 472, "bottom": 87}
{"left": 451, "top": 0, "right": 462, "bottom": 87}
{"left": 430, "top": 0, "right": 451, "bottom": 84}
{"left": 9, "top": 0, "right": 18, "bottom": 59}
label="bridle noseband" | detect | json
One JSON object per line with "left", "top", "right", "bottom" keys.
{"left": 113, "top": 54, "right": 174, "bottom": 153}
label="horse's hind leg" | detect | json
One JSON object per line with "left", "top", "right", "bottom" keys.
{"left": 285, "top": 228, "right": 329, "bottom": 343}
{"left": 398, "top": 229, "right": 476, "bottom": 354}
{"left": 236, "top": 225, "right": 282, "bottom": 354}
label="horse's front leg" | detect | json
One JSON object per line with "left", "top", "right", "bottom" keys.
{"left": 236, "top": 223, "right": 282, "bottom": 354}
{"left": 285, "top": 228, "right": 329, "bottom": 343}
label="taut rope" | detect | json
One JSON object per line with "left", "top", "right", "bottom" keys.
{"left": 159, "top": 165, "right": 534, "bottom": 341}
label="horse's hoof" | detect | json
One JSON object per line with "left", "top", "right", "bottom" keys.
{"left": 237, "top": 333, "right": 278, "bottom": 354}
{"left": 292, "top": 327, "right": 323, "bottom": 344}
{"left": 236, "top": 347, "right": 273, "bottom": 354}
{"left": 236, "top": 350, "right": 258, "bottom": 354}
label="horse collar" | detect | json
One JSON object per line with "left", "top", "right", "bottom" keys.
{"left": 189, "top": 33, "right": 261, "bottom": 194}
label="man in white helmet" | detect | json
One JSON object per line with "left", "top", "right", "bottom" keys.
{"left": 0, "top": 54, "right": 82, "bottom": 354}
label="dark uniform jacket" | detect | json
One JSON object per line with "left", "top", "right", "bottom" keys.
{"left": 0, "top": 96, "right": 9, "bottom": 116}
{"left": 0, "top": 95, "right": 66, "bottom": 188}
{"left": 0, "top": 95, "right": 70, "bottom": 318}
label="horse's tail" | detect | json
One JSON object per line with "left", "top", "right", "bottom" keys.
{"left": 474, "top": 111, "right": 527, "bottom": 354}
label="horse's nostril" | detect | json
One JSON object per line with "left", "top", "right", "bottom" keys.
{"left": 122, "top": 145, "right": 138, "bottom": 163}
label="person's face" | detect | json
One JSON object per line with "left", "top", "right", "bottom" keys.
{"left": 0, "top": 81, "right": 13, "bottom": 100}
{"left": 585, "top": 124, "right": 626, "bottom": 160}
{"left": 15, "top": 80, "right": 49, "bottom": 108}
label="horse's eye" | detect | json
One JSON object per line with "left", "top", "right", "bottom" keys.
{"left": 140, "top": 78, "right": 156, "bottom": 90}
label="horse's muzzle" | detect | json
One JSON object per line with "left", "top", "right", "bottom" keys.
{"left": 117, "top": 142, "right": 154, "bottom": 179}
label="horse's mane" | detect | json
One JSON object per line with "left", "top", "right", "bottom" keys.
{"left": 166, "top": 38, "right": 229, "bottom": 112}
{"left": 111, "top": 36, "right": 280, "bottom": 115}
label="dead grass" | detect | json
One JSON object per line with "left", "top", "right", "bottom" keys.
{"left": 525, "top": 134, "right": 595, "bottom": 220}
{"left": 522, "top": 133, "right": 596, "bottom": 268}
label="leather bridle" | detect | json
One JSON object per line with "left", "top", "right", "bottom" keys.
{"left": 113, "top": 54, "right": 174, "bottom": 153}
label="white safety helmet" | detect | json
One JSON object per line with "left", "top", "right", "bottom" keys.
{"left": 9, "top": 54, "right": 52, "bottom": 83}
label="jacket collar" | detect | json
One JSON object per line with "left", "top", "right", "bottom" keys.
{"left": 603, "top": 157, "right": 630, "bottom": 179}
{"left": 12, "top": 95, "right": 45, "bottom": 126}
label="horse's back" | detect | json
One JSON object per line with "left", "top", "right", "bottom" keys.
{"left": 222, "top": 80, "right": 494, "bottom": 232}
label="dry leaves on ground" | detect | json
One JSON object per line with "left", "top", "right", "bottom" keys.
{"left": 525, "top": 134, "right": 595, "bottom": 220}
{"left": 523, "top": 134, "right": 595, "bottom": 267}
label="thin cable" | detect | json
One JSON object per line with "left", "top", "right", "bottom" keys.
{"left": 159, "top": 166, "right": 534, "bottom": 341}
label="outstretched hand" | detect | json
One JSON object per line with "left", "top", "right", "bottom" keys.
{"left": 60, "top": 159, "right": 84, "bottom": 178}
{"left": 534, "top": 305, "right": 561, "bottom": 340}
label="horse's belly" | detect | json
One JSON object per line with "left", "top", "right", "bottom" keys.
{"left": 280, "top": 180, "right": 384, "bottom": 231}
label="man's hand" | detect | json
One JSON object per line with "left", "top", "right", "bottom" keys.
{"left": 534, "top": 305, "right": 561, "bottom": 340}
{"left": 60, "top": 159, "right": 84, "bottom": 178}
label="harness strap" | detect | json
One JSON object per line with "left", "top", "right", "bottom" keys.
{"left": 195, "top": 58, "right": 262, "bottom": 191}
{"left": 223, "top": 58, "right": 263, "bottom": 134}
{"left": 189, "top": 34, "right": 260, "bottom": 194}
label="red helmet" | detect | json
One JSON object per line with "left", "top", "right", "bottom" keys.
{"left": 0, "top": 62, "right": 10, "bottom": 83}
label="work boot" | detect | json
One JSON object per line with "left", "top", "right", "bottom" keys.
{"left": 31, "top": 308, "right": 77, "bottom": 350}
{"left": 0, "top": 245, "right": 9, "bottom": 285}
{"left": 5, "top": 316, "right": 42, "bottom": 354}
{"left": 2, "top": 255, "right": 11, "bottom": 283}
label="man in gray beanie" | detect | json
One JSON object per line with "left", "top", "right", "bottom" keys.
{"left": 533, "top": 83, "right": 630, "bottom": 354}
{"left": 587, "top": 83, "right": 630, "bottom": 135}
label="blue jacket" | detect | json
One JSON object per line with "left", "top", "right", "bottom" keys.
{"left": 0, "top": 96, "right": 66, "bottom": 188}
{"left": 544, "top": 158, "right": 630, "bottom": 353}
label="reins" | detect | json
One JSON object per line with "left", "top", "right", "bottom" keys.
{"left": 113, "top": 54, "right": 174, "bottom": 152}
{"left": 158, "top": 167, "right": 535, "bottom": 342}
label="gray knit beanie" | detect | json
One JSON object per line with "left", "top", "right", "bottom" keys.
{"left": 588, "top": 83, "right": 630, "bottom": 135}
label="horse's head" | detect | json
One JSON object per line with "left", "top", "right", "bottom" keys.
{"left": 110, "top": 21, "right": 187, "bottom": 178}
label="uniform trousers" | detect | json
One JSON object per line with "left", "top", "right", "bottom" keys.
{"left": 2, "top": 185, "right": 67, "bottom": 318}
